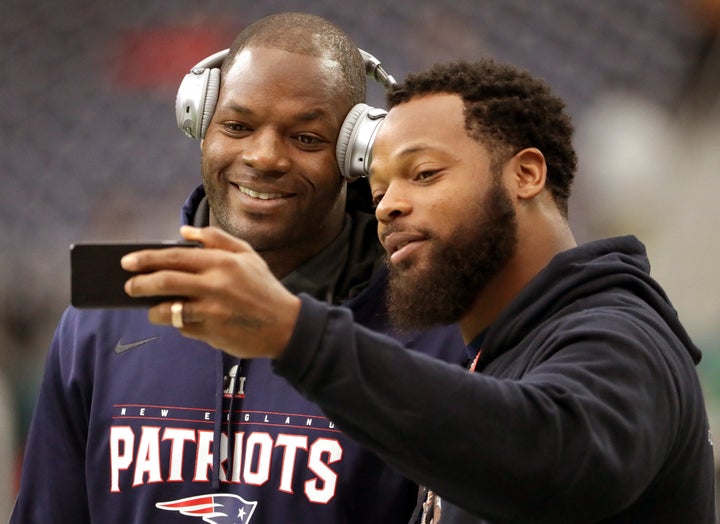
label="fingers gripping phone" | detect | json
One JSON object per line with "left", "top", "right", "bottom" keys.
{"left": 70, "top": 241, "right": 201, "bottom": 308}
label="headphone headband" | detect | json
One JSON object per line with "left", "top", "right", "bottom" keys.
{"left": 186, "top": 48, "right": 396, "bottom": 87}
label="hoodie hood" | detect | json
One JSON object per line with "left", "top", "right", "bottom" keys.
{"left": 479, "top": 236, "right": 701, "bottom": 368}
{"left": 180, "top": 184, "right": 207, "bottom": 227}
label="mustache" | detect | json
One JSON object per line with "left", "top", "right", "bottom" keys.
{"left": 379, "top": 224, "right": 432, "bottom": 244}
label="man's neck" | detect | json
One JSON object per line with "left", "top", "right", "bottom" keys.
{"left": 459, "top": 224, "right": 576, "bottom": 343}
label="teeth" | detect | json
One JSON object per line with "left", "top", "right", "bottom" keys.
{"left": 238, "top": 185, "right": 283, "bottom": 200}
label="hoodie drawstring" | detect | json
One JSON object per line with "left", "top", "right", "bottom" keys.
{"left": 225, "top": 360, "right": 242, "bottom": 480}
{"left": 211, "top": 350, "right": 224, "bottom": 489}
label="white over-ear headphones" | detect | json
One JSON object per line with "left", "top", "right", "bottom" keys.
{"left": 175, "top": 48, "right": 396, "bottom": 179}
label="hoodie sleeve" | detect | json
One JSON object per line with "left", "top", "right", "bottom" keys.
{"left": 274, "top": 293, "right": 701, "bottom": 523}
{"left": 10, "top": 308, "right": 92, "bottom": 524}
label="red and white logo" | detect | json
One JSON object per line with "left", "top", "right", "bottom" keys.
{"left": 156, "top": 494, "right": 257, "bottom": 523}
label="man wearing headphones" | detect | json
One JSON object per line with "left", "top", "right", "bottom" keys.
{"left": 10, "top": 12, "right": 465, "bottom": 524}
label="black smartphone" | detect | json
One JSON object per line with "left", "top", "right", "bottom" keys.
{"left": 70, "top": 241, "right": 201, "bottom": 308}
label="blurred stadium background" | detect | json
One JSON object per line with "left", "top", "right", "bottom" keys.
{"left": 2, "top": 0, "right": 719, "bottom": 517}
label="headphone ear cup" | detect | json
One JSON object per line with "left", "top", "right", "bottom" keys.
{"left": 199, "top": 68, "right": 220, "bottom": 139}
{"left": 175, "top": 67, "right": 221, "bottom": 139}
{"left": 336, "top": 103, "right": 387, "bottom": 179}
{"left": 336, "top": 104, "right": 367, "bottom": 179}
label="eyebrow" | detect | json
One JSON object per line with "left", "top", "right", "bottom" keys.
{"left": 226, "top": 103, "right": 252, "bottom": 115}
{"left": 369, "top": 145, "right": 435, "bottom": 178}
{"left": 369, "top": 143, "right": 455, "bottom": 179}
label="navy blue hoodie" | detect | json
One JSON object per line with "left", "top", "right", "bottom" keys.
{"left": 275, "top": 236, "right": 716, "bottom": 523}
{"left": 10, "top": 184, "right": 466, "bottom": 524}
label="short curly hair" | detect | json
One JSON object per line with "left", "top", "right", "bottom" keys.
{"left": 387, "top": 59, "right": 577, "bottom": 216}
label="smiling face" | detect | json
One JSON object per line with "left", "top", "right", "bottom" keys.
{"left": 370, "top": 93, "right": 518, "bottom": 329}
{"left": 200, "top": 46, "right": 351, "bottom": 272}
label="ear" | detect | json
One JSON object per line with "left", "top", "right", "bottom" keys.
{"left": 512, "top": 147, "right": 547, "bottom": 201}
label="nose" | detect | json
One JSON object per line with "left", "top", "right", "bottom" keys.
{"left": 375, "top": 183, "right": 411, "bottom": 224}
{"left": 240, "top": 129, "right": 291, "bottom": 173}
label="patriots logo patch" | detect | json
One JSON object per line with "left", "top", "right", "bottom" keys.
{"left": 156, "top": 494, "right": 258, "bottom": 523}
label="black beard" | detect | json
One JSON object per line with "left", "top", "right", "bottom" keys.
{"left": 386, "top": 178, "right": 517, "bottom": 330}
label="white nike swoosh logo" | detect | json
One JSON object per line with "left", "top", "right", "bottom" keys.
{"left": 114, "top": 336, "right": 159, "bottom": 354}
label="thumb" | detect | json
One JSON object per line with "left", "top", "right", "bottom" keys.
{"left": 180, "top": 225, "right": 252, "bottom": 253}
